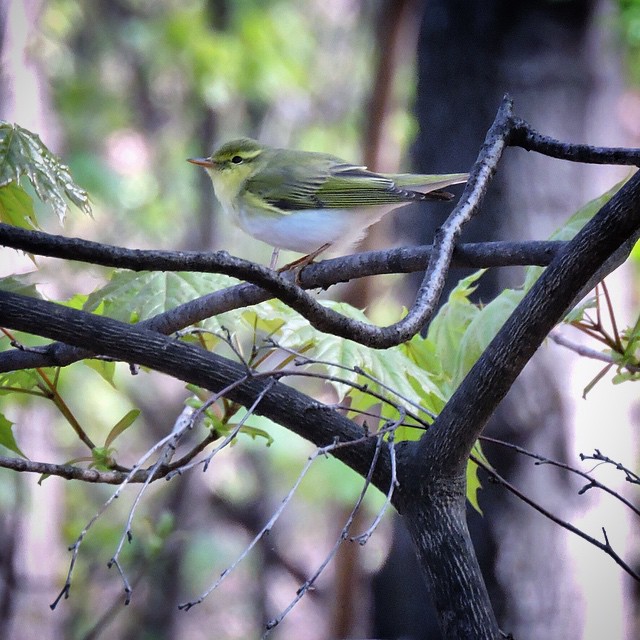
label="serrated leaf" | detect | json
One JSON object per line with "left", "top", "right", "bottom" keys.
{"left": 0, "top": 368, "right": 42, "bottom": 393}
{"left": 0, "top": 182, "right": 37, "bottom": 228}
{"left": 63, "top": 293, "right": 89, "bottom": 310}
{"left": 453, "top": 289, "right": 525, "bottom": 384}
{"left": 426, "top": 271, "right": 484, "bottom": 395}
{"left": 240, "top": 306, "right": 286, "bottom": 335}
{"left": 0, "top": 414, "right": 27, "bottom": 458}
{"left": 252, "top": 299, "right": 442, "bottom": 431}
{"left": 83, "top": 270, "right": 240, "bottom": 331}
{"left": 0, "top": 121, "right": 92, "bottom": 222}
{"left": 104, "top": 409, "right": 140, "bottom": 448}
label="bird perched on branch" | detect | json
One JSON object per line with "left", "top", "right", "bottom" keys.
{"left": 189, "top": 138, "right": 467, "bottom": 268}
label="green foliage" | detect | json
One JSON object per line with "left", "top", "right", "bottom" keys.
{"left": 0, "top": 273, "right": 43, "bottom": 298}
{"left": 82, "top": 267, "right": 443, "bottom": 435}
{"left": 425, "top": 271, "right": 484, "bottom": 395}
{"left": 617, "top": 0, "right": 640, "bottom": 84}
{"left": 0, "top": 414, "right": 27, "bottom": 458}
{"left": 0, "top": 121, "right": 91, "bottom": 224}
{"left": 81, "top": 359, "right": 117, "bottom": 387}
{"left": 0, "top": 182, "right": 37, "bottom": 229}
{"left": 78, "top": 265, "right": 512, "bottom": 509}
{"left": 0, "top": 368, "right": 46, "bottom": 394}
{"left": 104, "top": 408, "right": 140, "bottom": 449}
{"left": 1, "top": 162, "right": 634, "bottom": 517}
{"left": 256, "top": 299, "right": 443, "bottom": 438}
{"left": 83, "top": 270, "right": 240, "bottom": 329}
{"left": 467, "top": 442, "right": 487, "bottom": 515}
{"left": 524, "top": 179, "right": 625, "bottom": 291}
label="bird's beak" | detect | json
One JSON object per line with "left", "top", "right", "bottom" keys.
{"left": 187, "top": 157, "right": 214, "bottom": 168}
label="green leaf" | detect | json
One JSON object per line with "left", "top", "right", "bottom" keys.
{"left": 0, "top": 121, "right": 92, "bottom": 223}
{"left": 0, "top": 368, "right": 42, "bottom": 393}
{"left": 104, "top": 409, "right": 140, "bottom": 448}
{"left": 82, "top": 359, "right": 117, "bottom": 387}
{"left": 426, "top": 271, "right": 484, "bottom": 395}
{"left": 453, "top": 289, "right": 525, "bottom": 384}
{"left": 0, "top": 273, "right": 42, "bottom": 298}
{"left": 230, "top": 422, "right": 274, "bottom": 445}
{"left": 563, "top": 296, "right": 597, "bottom": 323}
{"left": 90, "top": 446, "right": 116, "bottom": 470}
{"left": 0, "top": 182, "right": 37, "bottom": 228}
{"left": 467, "top": 441, "right": 487, "bottom": 515}
{"left": 524, "top": 180, "right": 626, "bottom": 290}
{"left": 0, "top": 414, "right": 27, "bottom": 458}
{"left": 266, "top": 299, "right": 443, "bottom": 429}
{"left": 83, "top": 270, "right": 240, "bottom": 332}
{"left": 612, "top": 369, "right": 640, "bottom": 384}
{"left": 63, "top": 293, "right": 89, "bottom": 310}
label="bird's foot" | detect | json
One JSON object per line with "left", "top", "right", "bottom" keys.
{"left": 277, "top": 243, "right": 331, "bottom": 285}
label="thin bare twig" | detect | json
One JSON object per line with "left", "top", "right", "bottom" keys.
{"left": 548, "top": 332, "right": 616, "bottom": 365}
{"left": 481, "top": 436, "right": 640, "bottom": 517}
{"left": 471, "top": 454, "right": 640, "bottom": 583}
{"left": 580, "top": 449, "right": 640, "bottom": 486}
{"left": 51, "top": 375, "right": 252, "bottom": 609}
{"left": 351, "top": 428, "right": 399, "bottom": 545}
{"left": 263, "top": 428, "right": 390, "bottom": 636}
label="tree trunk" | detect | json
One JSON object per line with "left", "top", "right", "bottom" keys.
{"left": 374, "top": 1, "right": 633, "bottom": 638}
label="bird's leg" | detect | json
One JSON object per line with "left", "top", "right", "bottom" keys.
{"left": 277, "top": 243, "right": 331, "bottom": 275}
{"left": 269, "top": 247, "right": 281, "bottom": 270}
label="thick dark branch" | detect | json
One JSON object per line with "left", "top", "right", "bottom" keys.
{"left": 401, "top": 475, "right": 500, "bottom": 638}
{"left": 0, "top": 289, "right": 397, "bottom": 491}
{"left": 393, "top": 108, "right": 640, "bottom": 640}
{"left": 414, "top": 161, "right": 640, "bottom": 477}
{"left": 0, "top": 237, "right": 562, "bottom": 373}
{"left": 0, "top": 221, "right": 559, "bottom": 276}
{"left": 0, "top": 100, "right": 512, "bottom": 350}
{"left": 510, "top": 117, "right": 640, "bottom": 165}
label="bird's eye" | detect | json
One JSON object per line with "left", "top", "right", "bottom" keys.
{"left": 231, "top": 155, "right": 243, "bottom": 164}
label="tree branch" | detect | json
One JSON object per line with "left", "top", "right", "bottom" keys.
{"left": 392, "top": 124, "right": 640, "bottom": 640}
{"left": 413, "top": 167, "right": 640, "bottom": 479}
{"left": 0, "top": 221, "right": 560, "bottom": 276}
{"left": 510, "top": 118, "right": 640, "bottom": 165}
{"left": 0, "top": 289, "right": 398, "bottom": 492}
{"left": 0, "top": 98, "right": 513, "bottom": 350}
{"left": 0, "top": 229, "right": 562, "bottom": 373}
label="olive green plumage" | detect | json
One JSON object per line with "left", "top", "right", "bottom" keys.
{"left": 188, "top": 137, "right": 467, "bottom": 258}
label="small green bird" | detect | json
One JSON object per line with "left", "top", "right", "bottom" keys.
{"left": 188, "top": 138, "right": 467, "bottom": 267}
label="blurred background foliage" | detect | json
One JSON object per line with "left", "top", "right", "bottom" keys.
{"left": 2, "top": 1, "right": 640, "bottom": 639}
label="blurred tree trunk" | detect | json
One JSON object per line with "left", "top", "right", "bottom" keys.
{"left": 373, "top": 1, "right": 632, "bottom": 638}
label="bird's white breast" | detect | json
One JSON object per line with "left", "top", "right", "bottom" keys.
{"left": 234, "top": 202, "right": 400, "bottom": 254}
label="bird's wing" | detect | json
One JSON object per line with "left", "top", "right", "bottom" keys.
{"left": 245, "top": 152, "right": 465, "bottom": 211}
{"left": 243, "top": 152, "right": 333, "bottom": 212}
{"left": 315, "top": 163, "right": 468, "bottom": 206}
{"left": 386, "top": 172, "right": 469, "bottom": 191}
